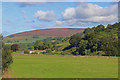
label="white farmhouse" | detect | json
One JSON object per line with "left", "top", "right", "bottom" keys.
{"left": 29, "top": 50, "right": 35, "bottom": 54}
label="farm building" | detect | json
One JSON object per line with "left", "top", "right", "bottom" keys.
{"left": 29, "top": 50, "right": 45, "bottom": 54}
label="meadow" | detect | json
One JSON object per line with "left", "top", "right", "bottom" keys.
{"left": 3, "top": 36, "right": 47, "bottom": 43}
{"left": 8, "top": 54, "right": 118, "bottom": 78}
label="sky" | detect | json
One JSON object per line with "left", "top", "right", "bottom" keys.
{"left": 2, "top": 2, "right": 118, "bottom": 36}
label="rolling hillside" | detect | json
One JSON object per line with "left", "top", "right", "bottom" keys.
{"left": 4, "top": 28, "right": 84, "bottom": 43}
{"left": 8, "top": 28, "right": 84, "bottom": 37}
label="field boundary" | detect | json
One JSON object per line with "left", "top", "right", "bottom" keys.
{"left": 12, "top": 54, "right": 119, "bottom": 58}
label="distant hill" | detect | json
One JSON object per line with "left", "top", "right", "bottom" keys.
{"left": 8, "top": 28, "right": 84, "bottom": 37}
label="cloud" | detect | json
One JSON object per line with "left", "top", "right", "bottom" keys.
{"left": 59, "top": 3, "right": 118, "bottom": 26}
{"left": 56, "top": 21, "right": 64, "bottom": 25}
{"left": 34, "top": 10, "right": 56, "bottom": 21}
{"left": 19, "top": 2, "right": 45, "bottom": 7}
{"left": 80, "top": 15, "right": 117, "bottom": 23}
{"left": 62, "top": 8, "right": 75, "bottom": 19}
{"left": 29, "top": 24, "right": 53, "bottom": 29}
{"left": 3, "top": 0, "right": 119, "bottom": 2}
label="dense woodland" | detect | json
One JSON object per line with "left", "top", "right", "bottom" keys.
{"left": 69, "top": 23, "right": 119, "bottom": 56}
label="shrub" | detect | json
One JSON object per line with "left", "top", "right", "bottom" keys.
{"left": 31, "top": 52, "right": 38, "bottom": 54}
{"left": 46, "top": 49, "right": 52, "bottom": 53}
{"left": 71, "top": 47, "right": 76, "bottom": 52}
{"left": 76, "top": 52, "right": 79, "bottom": 55}
{"left": 11, "top": 44, "right": 18, "bottom": 52}
{"left": 53, "top": 52, "right": 58, "bottom": 55}
{"left": 90, "top": 51, "right": 105, "bottom": 56}
{"left": 42, "top": 52, "right": 46, "bottom": 54}
{"left": 60, "top": 52, "right": 66, "bottom": 55}
{"left": 24, "top": 50, "right": 29, "bottom": 54}
{"left": 64, "top": 50, "right": 71, "bottom": 55}
{"left": 2, "top": 44, "right": 13, "bottom": 72}
{"left": 85, "top": 49, "right": 91, "bottom": 55}
{"left": 39, "top": 52, "right": 42, "bottom": 54}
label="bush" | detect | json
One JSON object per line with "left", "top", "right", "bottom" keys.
{"left": 11, "top": 44, "right": 18, "bottom": 52}
{"left": 42, "top": 52, "right": 46, "bottom": 54}
{"left": 60, "top": 52, "right": 66, "bottom": 55}
{"left": 71, "top": 47, "right": 76, "bottom": 52}
{"left": 46, "top": 49, "right": 52, "bottom": 53}
{"left": 31, "top": 52, "right": 38, "bottom": 54}
{"left": 85, "top": 49, "right": 91, "bottom": 55}
{"left": 24, "top": 50, "right": 29, "bottom": 54}
{"left": 2, "top": 46, "right": 13, "bottom": 72}
{"left": 53, "top": 52, "right": 58, "bottom": 55}
{"left": 39, "top": 52, "right": 43, "bottom": 54}
{"left": 76, "top": 52, "right": 79, "bottom": 55}
{"left": 64, "top": 50, "right": 71, "bottom": 55}
{"left": 90, "top": 51, "right": 105, "bottom": 56}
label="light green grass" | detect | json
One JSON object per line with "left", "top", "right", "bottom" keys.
{"left": 3, "top": 36, "right": 47, "bottom": 43}
{"left": 56, "top": 41, "right": 70, "bottom": 50}
{"left": 10, "top": 54, "right": 118, "bottom": 78}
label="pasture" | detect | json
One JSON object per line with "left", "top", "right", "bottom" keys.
{"left": 7, "top": 54, "right": 118, "bottom": 78}
{"left": 3, "top": 36, "right": 47, "bottom": 43}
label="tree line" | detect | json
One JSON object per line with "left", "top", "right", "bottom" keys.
{"left": 0, "top": 35, "right": 13, "bottom": 73}
{"left": 6, "top": 22, "right": 120, "bottom": 56}
{"left": 69, "top": 22, "right": 119, "bottom": 56}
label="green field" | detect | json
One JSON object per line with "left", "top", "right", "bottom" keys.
{"left": 3, "top": 36, "right": 47, "bottom": 43}
{"left": 9, "top": 54, "right": 118, "bottom": 78}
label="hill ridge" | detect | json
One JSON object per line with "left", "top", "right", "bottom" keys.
{"left": 8, "top": 28, "right": 84, "bottom": 37}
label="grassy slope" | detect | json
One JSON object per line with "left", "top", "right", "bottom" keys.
{"left": 3, "top": 36, "right": 47, "bottom": 43}
{"left": 10, "top": 54, "right": 118, "bottom": 78}
{"left": 3, "top": 28, "right": 84, "bottom": 44}
{"left": 56, "top": 41, "right": 70, "bottom": 50}
{"left": 51, "top": 41, "right": 70, "bottom": 54}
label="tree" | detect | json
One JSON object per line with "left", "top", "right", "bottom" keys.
{"left": 75, "top": 52, "right": 79, "bottom": 55}
{"left": 85, "top": 49, "right": 91, "bottom": 55}
{"left": 11, "top": 44, "right": 18, "bottom": 52}
{"left": 69, "top": 22, "right": 119, "bottom": 56}
{"left": 69, "top": 34, "right": 82, "bottom": 47}
{"left": 93, "top": 44, "right": 98, "bottom": 52}
{"left": 2, "top": 39, "right": 13, "bottom": 72}
{"left": 44, "top": 41, "right": 53, "bottom": 49}
{"left": 46, "top": 49, "right": 52, "bottom": 53}
{"left": 24, "top": 50, "right": 29, "bottom": 54}
{"left": 77, "top": 40, "right": 88, "bottom": 55}
{"left": 34, "top": 40, "right": 45, "bottom": 50}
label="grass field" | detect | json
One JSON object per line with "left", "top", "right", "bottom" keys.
{"left": 3, "top": 36, "right": 47, "bottom": 43}
{"left": 8, "top": 54, "right": 118, "bottom": 78}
